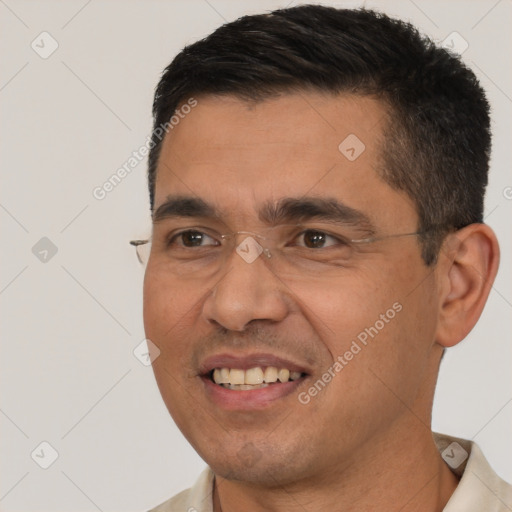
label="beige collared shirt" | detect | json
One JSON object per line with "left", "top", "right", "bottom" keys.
{"left": 148, "top": 434, "right": 512, "bottom": 511}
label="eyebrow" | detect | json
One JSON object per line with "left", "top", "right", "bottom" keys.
{"left": 152, "top": 195, "right": 376, "bottom": 235}
{"left": 153, "top": 196, "right": 218, "bottom": 222}
{"left": 260, "top": 197, "right": 376, "bottom": 235}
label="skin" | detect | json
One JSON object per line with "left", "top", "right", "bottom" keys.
{"left": 143, "top": 92, "right": 499, "bottom": 511}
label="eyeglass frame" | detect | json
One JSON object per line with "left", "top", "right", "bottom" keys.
{"left": 129, "top": 224, "right": 451, "bottom": 266}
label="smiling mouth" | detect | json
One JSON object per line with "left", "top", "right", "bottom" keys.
{"left": 208, "top": 366, "right": 307, "bottom": 390}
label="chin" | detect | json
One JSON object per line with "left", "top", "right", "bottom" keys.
{"left": 199, "top": 439, "right": 314, "bottom": 488}
{"left": 212, "top": 459, "right": 297, "bottom": 487}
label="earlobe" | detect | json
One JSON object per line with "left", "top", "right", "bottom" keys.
{"left": 435, "top": 224, "right": 500, "bottom": 348}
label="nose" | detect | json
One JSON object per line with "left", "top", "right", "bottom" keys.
{"left": 202, "top": 238, "right": 290, "bottom": 331}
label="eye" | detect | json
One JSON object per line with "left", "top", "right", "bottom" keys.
{"left": 294, "top": 230, "right": 345, "bottom": 249}
{"left": 168, "top": 230, "right": 219, "bottom": 248}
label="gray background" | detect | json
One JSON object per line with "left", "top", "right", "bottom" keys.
{"left": 1, "top": 1, "right": 510, "bottom": 511}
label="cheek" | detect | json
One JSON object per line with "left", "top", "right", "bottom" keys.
{"left": 142, "top": 269, "right": 203, "bottom": 361}
{"left": 142, "top": 270, "right": 206, "bottom": 426}
{"left": 286, "top": 268, "right": 396, "bottom": 350}
{"left": 300, "top": 259, "right": 436, "bottom": 393}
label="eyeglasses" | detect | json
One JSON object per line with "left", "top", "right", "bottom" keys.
{"left": 130, "top": 224, "right": 437, "bottom": 279}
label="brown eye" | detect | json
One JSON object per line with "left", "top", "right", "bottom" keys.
{"left": 182, "top": 231, "right": 206, "bottom": 247}
{"left": 293, "top": 230, "right": 348, "bottom": 250}
{"left": 168, "top": 230, "right": 218, "bottom": 248}
{"left": 303, "top": 230, "right": 327, "bottom": 248}
{"left": 300, "top": 229, "right": 346, "bottom": 249}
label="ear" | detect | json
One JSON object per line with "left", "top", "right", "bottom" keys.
{"left": 435, "top": 224, "right": 500, "bottom": 348}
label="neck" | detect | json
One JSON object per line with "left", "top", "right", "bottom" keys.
{"left": 213, "top": 421, "right": 459, "bottom": 512}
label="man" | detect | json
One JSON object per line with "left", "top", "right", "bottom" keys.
{"left": 136, "top": 5, "right": 510, "bottom": 511}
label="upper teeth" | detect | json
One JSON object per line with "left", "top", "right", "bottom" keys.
{"left": 212, "top": 367, "right": 302, "bottom": 387}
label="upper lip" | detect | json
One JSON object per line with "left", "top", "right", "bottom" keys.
{"left": 199, "top": 352, "right": 312, "bottom": 376}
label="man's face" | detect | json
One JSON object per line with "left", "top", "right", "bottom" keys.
{"left": 144, "top": 92, "right": 443, "bottom": 484}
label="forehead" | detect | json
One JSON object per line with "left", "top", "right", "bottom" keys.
{"left": 154, "top": 92, "right": 416, "bottom": 230}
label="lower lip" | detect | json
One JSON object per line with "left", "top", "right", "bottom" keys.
{"left": 202, "top": 376, "right": 306, "bottom": 410}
